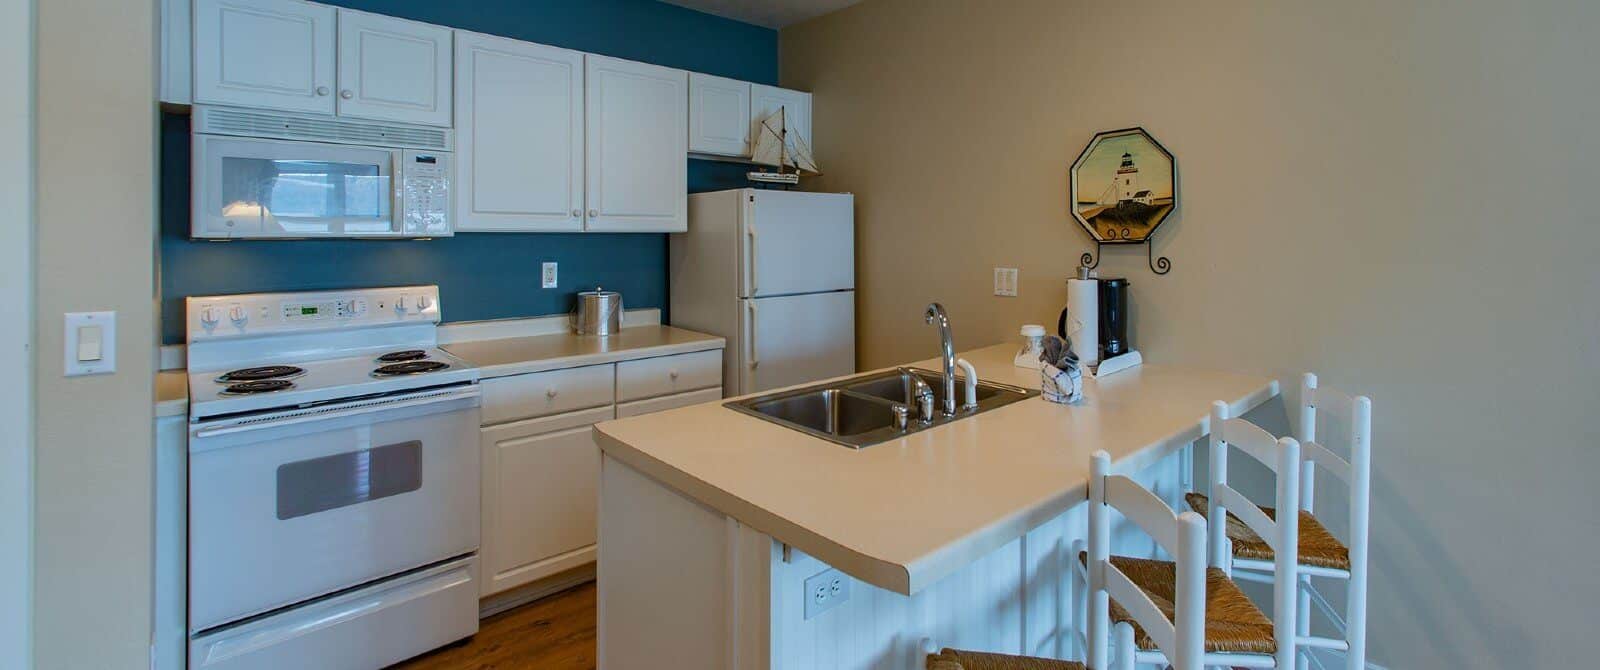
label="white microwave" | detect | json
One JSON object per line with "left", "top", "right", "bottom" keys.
{"left": 191, "top": 106, "right": 453, "bottom": 239}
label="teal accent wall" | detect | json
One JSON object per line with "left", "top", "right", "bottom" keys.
{"left": 160, "top": 0, "right": 776, "bottom": 343}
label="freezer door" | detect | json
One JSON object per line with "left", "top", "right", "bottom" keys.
{"left": 741, "top": 191, "right": 854, "bottom": 298}
{"left": 739, "top": 292, "right": 855, "bottom": 394}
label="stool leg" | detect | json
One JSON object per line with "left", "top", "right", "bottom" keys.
{"left": 1296, "top": 574, "right": 1311, "bottom": 670}
{"left": 1113, "top": 621, "right": 1136, "bottom": 670}
{"left": 1071, "top": 539, "right": 1087, "bottom": 660}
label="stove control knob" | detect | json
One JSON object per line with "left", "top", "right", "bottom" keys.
{"left": 395, "top": 296, "right": 411, "bottom": 314}
{"left": 228, "top": 305, "right": 247, "bottom": 325}
{"left": 416, "top": 295, "right": 433, "bottom": 311}
{"left": 200, "top": 306, "right": 221, "bottom": 326}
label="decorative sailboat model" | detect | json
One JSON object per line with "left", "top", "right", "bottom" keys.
{"left": 747, "top": 106, "right": 820, "bottom": 186}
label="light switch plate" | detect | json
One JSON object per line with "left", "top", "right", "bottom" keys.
{"left": 994, "top": 267, "right": 1018, "bottom": 297}
{"left": 64, "top": 311, "right": 116, "bottom": 376}
{"left": 542, "top": 262, "right": 558, "bottom": 289}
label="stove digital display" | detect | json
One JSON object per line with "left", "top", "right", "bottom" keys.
{"left": 301, "top": 307, "right": 319, "bottom": 316}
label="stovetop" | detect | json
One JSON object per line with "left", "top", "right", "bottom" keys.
{"left": 188, "top": 346, "right": 477, "bottom": 420}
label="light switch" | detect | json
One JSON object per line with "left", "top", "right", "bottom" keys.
{"left": 64, "top": 311, "right": 116, "bottom": 377}
{"left": 77, "top": 325, "right": 103, "bottom": 361}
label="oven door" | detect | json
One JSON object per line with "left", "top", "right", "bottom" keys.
{"left": 192, "top": 134, "right": 403, "bottom": 239}
{"left": 188, "top": 385, "right": 480, "bottom": 632}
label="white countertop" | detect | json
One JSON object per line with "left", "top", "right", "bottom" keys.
{"left": 156, "top": 370, "right": 188, "bottom": 418}
{"left": 440, "top": 324, "right": 724, "bottom": 379}
{"left": 593, "top": 343, "right": 1279, "bottom": 596}
{"left": 156, "top": 322, "right": 725, "bottom": 417}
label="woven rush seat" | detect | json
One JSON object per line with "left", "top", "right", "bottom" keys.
{"left": 925, "top": 648, "right": 1084, "bottom": 670}
{"left": 1185, "top": 492, "right": 1352, "bottom": 570}
{"left": 1080, "top": 553, "right": 1276, "bottom": 654}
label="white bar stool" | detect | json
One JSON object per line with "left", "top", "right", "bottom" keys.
{"left": 1186, "top": 375, "right": 1371, "bottom": 670}
{"left": 925, "top": 450, "right": 1211, "bottom": 670}
{"left": 1089, "top": 405, "right": 1301, "bottom": 669}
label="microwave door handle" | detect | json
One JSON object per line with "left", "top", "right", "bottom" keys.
{"left": 391, "top": 150, "right": 405, "bottom": 234}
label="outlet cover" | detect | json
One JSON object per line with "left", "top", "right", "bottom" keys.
{"left": 994, "top": 267, "right": 1018, "bottom": 297}
{"left": 541, "top": 262, "right": 558, "bottom": 289}
{"left": 803, "top": 567, "right": 851, "bottom": 619}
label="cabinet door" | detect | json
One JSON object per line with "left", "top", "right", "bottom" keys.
{"left": 480, "top": 405, "right": 614, "bottom": 596}
{"left": 335, "top": 9, "right": 452, "bottom": 126}
{"left": 193, "top": 0, "right": 336, "bottom": 115}
{"left": 688, "top": 73, "right": 751, "bottom": 157}
{"left": 454, "top": 32, "right": 585, "bottom": 232}
{"left": 750, "top": 84, "right": 813, "bottom": 159}
{"left": 584, "top": 55, "right": 688, "bottom": 233}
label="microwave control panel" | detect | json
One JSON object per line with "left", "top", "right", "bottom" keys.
{"left": 400, "top": 150, "right": 451, "bottom": 236}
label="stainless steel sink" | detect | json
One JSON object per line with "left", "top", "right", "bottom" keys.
{"left": 724, "top": 367, "right": 1038, "bottom": 449}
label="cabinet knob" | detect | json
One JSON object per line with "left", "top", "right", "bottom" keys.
{"left": 669, "top": 370, "right": 679, "bottom": 380}
{"left": 571, "top": 209, "right": 582, "bottom": 218}
{"left": 316, "top": 86, "right": 329, "bottom": 96}
{"left": 546, "top": 388, "right": 559, "bottom": 398}
{"left": 340, "top": 89, "right": 353, "bottom": 100}
{"left": 587, "top": 209, "right": 598, "bottom": 218}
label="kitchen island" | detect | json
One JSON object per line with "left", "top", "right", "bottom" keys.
{"left": 593, "top": 343, "right": 1277, "bottom": 669}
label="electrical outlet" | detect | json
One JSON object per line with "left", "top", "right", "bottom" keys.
{"left": 803, "top": 567, "right": 851, "bottom": 619}
{"left": 541, "top": 262, "right": 558, "bottom": 289}
{"left": 994, "top": 267, "right": 1018, "bottom": 297}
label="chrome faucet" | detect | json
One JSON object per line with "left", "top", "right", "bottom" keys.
{"left": 925, "top": 302, "right": 957, "bottom": 417}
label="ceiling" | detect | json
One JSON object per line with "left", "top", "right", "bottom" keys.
{"left": 661, "top": 0, "right": 863, "bottom": 29}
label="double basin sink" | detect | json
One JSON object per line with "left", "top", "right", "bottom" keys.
{"left": 724, "top": 367, "right": 1038, "bottom": 449}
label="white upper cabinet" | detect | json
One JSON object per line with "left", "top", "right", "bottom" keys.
{"left": 688, "top": 73, "right": 751, "bottom": 157}
{"left": 751, "top": 84, "right": 813, "bottom": 157}
{"left": 193, "top": 0, "right": 336, "bottom": 115}
{"left": 585, "top": 56, "right": 688, "bottom": 233}
{"left": 454, "top": 32, "right": 585, "bottom": 232}
{"left": 335, "top": 9, "right": 453, "bottom": 126}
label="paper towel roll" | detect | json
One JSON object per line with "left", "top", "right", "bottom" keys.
{"left": 1066, "top": 278, "right": 1100, "bottom": 366}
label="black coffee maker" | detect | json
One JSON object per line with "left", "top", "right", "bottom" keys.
{"left": 1098, "top": 278, "right": 1130, "bottom": 359}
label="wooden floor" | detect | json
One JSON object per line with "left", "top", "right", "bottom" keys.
{"left": 388, "top": 582, "right": 597, "bottom": 669}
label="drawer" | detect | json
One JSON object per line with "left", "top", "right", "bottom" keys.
{"left": 616, "top": 349, "right": 722, "bottom": 402}
{"left": 616, "top": 387, "right": 723, "bottom": 418}
{"left": 481, "top": 364, "right": 615, "bottom": 425}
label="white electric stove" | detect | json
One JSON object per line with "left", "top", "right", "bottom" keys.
{"left": 185, "top": 286, "right": 482, "bottom": 670}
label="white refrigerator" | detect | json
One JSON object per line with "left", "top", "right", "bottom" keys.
{"left": 670, "top": 189, "right": 855, "bottom": 396}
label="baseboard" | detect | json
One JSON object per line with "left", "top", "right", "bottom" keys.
{"left": 477, "top": 563, "right": 596, "bottom": 619}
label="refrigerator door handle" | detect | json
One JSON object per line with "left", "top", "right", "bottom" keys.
{"left": 746, "top": 225, "right": 759, "bottom": 296}
{"left": 747, "top": 301, "right": 759, "bottom": 370}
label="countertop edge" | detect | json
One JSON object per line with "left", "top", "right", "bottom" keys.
{"left": 595, "top": 426, "right": 916, "bottom": 595}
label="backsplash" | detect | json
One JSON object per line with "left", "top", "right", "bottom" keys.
{"left": 159, "top": 0, "right": 777, "bottom": 344}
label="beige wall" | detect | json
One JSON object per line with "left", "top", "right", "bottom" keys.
{"left": 33, "top": 0, "right": 158, "bottom": 667}
{"left": 783, "top": 1, "right": 1599, "bottom": 667}
{"left": 2, "top": 0, "right": 35, "bottom": 667}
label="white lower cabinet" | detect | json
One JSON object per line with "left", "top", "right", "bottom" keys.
{"left": 480, "top": 404, "right": 613, "bottom": 596}
{"left": 476, "top": 347, "right": 724, "bottom": 598}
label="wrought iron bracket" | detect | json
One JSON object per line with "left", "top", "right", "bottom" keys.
{"left": 1079, "top": 240, "right": 1171, "bottom": 276}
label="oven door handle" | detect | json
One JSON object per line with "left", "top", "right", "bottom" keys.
{"left": 192, "top": 386, "right": 480, "bottom": 442}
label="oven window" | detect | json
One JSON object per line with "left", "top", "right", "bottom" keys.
{"left": 275, "top": 441, "right": 422, "bottom": 520}
{"left": 221, "top": 157, "right": 389, "bottom": 231}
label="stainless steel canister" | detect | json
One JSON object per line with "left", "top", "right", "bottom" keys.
{"left": 572, "top": 287, "right": 623, "bottom": 336}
